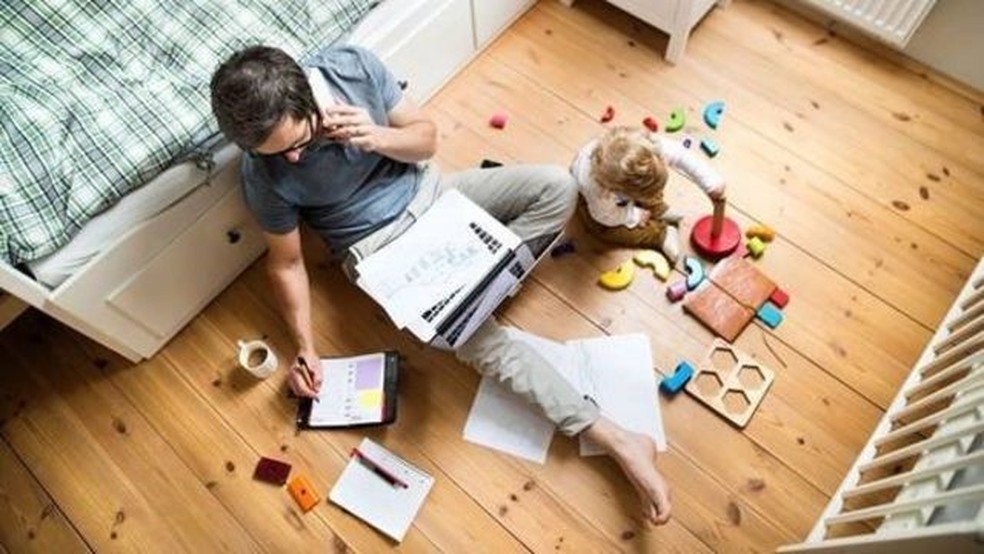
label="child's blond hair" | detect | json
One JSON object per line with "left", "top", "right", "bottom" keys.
{"left": 591, "top": 126, "right": 668, "bottom": 211}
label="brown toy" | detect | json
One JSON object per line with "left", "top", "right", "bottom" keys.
{"left": 685, "top": 339, "right": 776, "bottom": 428}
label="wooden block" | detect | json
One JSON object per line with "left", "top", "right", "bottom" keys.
{"left": 660, "top": 361, "right": 694, "bottom": 394}
{"left": 642, "top": 116, "right": 659, "bottom": 132}
{"left": 757, "top": 301, "right": 784, "bottom": 329}
{"left": 633, "top": 249, "right": 671, "bottom": 281}
{"left": 683, "top": 284, "right": 754, "bottom": 342}
{"left": 598, "top": 259, "right": 634, "bottom": 290}
{"left": 666, "top": 107, "right": 685, "bottom": 132}
{"left": 746, "top": 237, "right": 766, "bottom": 258}
{"left": 745, "top": 225, "right": 776, "bottom": 242}
{"left": 685, "top": 339, "right": 776, "bottom": 428}
{"left": 708, "top": 256, "right": 777, "bottom": 310}
{"left": 684, "top": 256, "right": 705, "bottom": 290}
{"left": 770, "top": 287, "right": 790, "bottom": 309}
{"left": 703, "top": 100, "right": 724, "bottom": 129}
{"left": 253, "top": 457, "right": 292, "bottom": 486}
{"left": 666, "top": 280, "right": 688, "bottom": 302}
{"left": 287, "top": 475, "right": 320, "bottom": 513}
{"left": 600, "top": 105, "right": 615, "bottom": 123}
{"left": 488, "top": 112, "right": 508, "bottom": 129}
{"left": 700, "top": 138, "right": 719, "bottom": 157}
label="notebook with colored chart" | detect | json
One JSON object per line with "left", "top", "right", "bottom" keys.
{"left": 296, "top": 352, "right": 400, "bottom": 429}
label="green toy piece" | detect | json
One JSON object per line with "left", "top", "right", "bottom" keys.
{"left": 746, "top": 236, "right": 766, "bottom": 258}
{"left": 703, "top": 101, "right": 725, "bottom": 129}
{"left": 667, "top": 107, "right": 685, "bottom": 132}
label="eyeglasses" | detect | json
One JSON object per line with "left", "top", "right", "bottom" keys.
{"left": 251, "top": 113, "right": 321, "bottom": 158}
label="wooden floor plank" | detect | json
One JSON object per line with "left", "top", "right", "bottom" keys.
{"left": 0, "top": 438, "right": 90, "bottom": 553}
{"left": 0, "top": 317, "right": 259, "bottom": 552}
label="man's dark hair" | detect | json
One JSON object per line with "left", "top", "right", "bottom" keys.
{"left": 210, "top": 46, "right": 316, "bottom": 150}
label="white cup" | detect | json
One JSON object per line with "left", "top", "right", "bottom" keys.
{"left": 237, "top": 339, "right": 278, "bottom": 379}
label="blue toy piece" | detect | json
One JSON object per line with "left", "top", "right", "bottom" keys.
{"left": 703, "top": 100, "right": 725, "bottom": 129}
{"left": 757, "top": 301, "right": 783, "bottom": 329}
{"left": 700, "top": 138, "right": 720, "bottom": 158}
{"left": 661, "top": 361, "right": 694, "bottom": 394}
{"left": 684, "top": 256, "right": 705, "bottom": 290}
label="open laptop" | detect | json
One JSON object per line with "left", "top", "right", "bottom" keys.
{"left": 353, "top": 190, "right": 560, "bottom": 350}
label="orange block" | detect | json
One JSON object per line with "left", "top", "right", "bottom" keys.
{"left": 287, "top": 475, "right": 320, "bottom": 513}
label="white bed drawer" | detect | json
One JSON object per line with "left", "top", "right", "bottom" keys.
{"left": 107, "top": 182, "right": 264, "bottom": 341}
{"left": 374, "top": 0, "right": 474, "bottom": 103}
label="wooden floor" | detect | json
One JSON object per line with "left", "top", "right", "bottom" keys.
{"left": 2, "top": 1, "right": 982, "bottom": 551}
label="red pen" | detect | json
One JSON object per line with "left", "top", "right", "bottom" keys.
{"left": 351, "top": 448, "right": 408, "bottom": 489}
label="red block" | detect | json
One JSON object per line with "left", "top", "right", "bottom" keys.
{"left": 600, "top": 105, "right": 615, "bottom": 123}
{"left": 769, "top": 287, "right": 790, "bottom": 309}
{"left": 489, "top": 112, "right": 508, "bottom": 129}
{"left": 643, "top": 116, "right": 659, "bottom": 132}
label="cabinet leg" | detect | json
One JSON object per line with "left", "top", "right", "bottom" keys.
{"left": 665, "top": 30, "right": 687, "bottom": 65}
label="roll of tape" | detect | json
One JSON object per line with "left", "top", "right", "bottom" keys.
{"left": 237, "top": 339, "right": 278, "bottom": 379}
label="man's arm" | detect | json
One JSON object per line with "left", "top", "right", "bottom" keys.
{"left": 263, "top": 229, "right": 322, "bottom": 396}
{"left": 323, "top": 96, "right": 437, "bottom": 163}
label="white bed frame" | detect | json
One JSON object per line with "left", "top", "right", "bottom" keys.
{"left": 0, "top": 0, "right": 536, "bottom": 362}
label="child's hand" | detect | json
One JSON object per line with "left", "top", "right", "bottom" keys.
{"left": 708, "top": 185, "right": 726, "bottom": 201}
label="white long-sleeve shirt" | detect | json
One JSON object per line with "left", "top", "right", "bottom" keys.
{"left": 571, "top": 134, "right": 724, "bottom": 228}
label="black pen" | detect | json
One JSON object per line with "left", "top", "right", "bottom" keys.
{"left": 351, "top": 448, "right": 408, "bottom": 489}
{"left": 296, "top": 357, "right": 319, "bottom": 403}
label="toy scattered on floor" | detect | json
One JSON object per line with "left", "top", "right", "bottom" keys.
{"left": 769, "top": 287, "right": 790, "bottom": 309}
{"left": 288, "top": 474, "right": 321, "bottom": 513}
{"left": 598, "top": 259, "right": 635, "bottom": 290}
{"left": 684, "top": 256, "right": 778, "bottom": 342}
{"left": 666, "top": 107, "right": 685, "bottom": 132}
{"left": 703, "top": 101, "right": 725, "bottom": 129}
{"left": 757, "top": 301, "right": 784, "bottom": 329}
{"left": 253, "top": 457, "right": 292, "bottom": 486}
{"left": 691, "top": 198, "right": 741, "bottom": 260}
{"left": 700, "top": 137, "right": 720, "bottom": 158}
{"left": 633, "top": 249, "right": 671, "bottom": 281}
{"left": 684, "top": 256, "right": 705, "bottom": 290}
{"left": 600, "top": 105, "right": 615, "bottom": 123}
{"left": 746, "top": 236, "right": 767, "bottom": 258}
{"left": 488, "top": 112, "right": 508, "bottom": 129}
{"left": 745, "top": 224, "right": 775, "bottom": 242}
{"left": 666, "top": 279, "right": 688, "bottom": 302}
{"left": 682, "top": 135, "right": 693, "bottom": 149}
{"left": 480, "top": 159, "right": 503, "bottom": 169}
{"left": 683, "top": 284, "right": 755, "bottom": 342}
{"left": 661, "top": 361, "right": 694, "bottom": 394}
{"left": 550, "top": 238, "right": 576, "bottom": 258}
{"left": 643, "top": 116, "right": 659, "bottom": 132}
{"left": 686, "top": 339, "right": 776, "bottom": 428}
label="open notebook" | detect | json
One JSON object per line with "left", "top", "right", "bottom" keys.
{"left": 329, "top": 438, "right": 434, "bottom": 542}
{"left": 464, "top": 330, "right": 666, "bottom": 463}
{"left": 354, "top": 190, "right": 559, "bottom": 350}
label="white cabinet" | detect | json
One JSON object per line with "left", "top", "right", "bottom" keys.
{"left": 559, "top": 0, "right": 730, "bottom": 64}
{"left": 473, "top": 0, "right": 538, "bottom": 47}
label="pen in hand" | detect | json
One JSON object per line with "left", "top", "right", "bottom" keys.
{"left": 296, "top": 357, "right": 319, "bottom": 402}
{"left": 351, "top": 448, "right": 409, "bottom": 489}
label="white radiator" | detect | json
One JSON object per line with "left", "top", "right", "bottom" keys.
{"left": 780, "top": 256, "right": 984, "bottom": 553}
{"left": 801, "top": 0, "right": 937, "bottom": 48}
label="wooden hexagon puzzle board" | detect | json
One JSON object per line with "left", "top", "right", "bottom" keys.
{"left": 685, "top": 339, "right": 776, "bottom": 428}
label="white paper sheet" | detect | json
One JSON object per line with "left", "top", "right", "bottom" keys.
{"left": 462, "top": 329, "right": 667, "bottom": 464}
{"left": 329, "top": 438, "right": 434, "bottom": 542}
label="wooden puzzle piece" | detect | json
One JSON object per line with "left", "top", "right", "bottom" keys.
{"left": 746, "top": 236, "right": 766, "bottom": 258}
{"left": 598, "top": 259, "right": 635, "bottom": 290}
{"left": 745, "top": 225, "right": 775, "bottom": 242}
{"left": 600, "top": 105, "right": 615, "bottom": 123}
{"left": 708, "top": 256, "right": 776, "bottom": 310}
{"left": 642, "top": 116, "right": 659, "bottom": 132}
{"left": 683, "top": 284, "right": 754, "bottom": 342}
{"left": 700, "top": 137, "right": 720, "bottom": 157}
{"left": 488, "top": 112, "right": 508, "bottom": 129}
{"left": 757, "top": 301, "right": 783, "bottom": 329}
{"left": 666, "top": 107, "right": 685, "bottom": 132}
{"left": 685, "top": 339, "right": 776, "bottom": 428}
{"left": 253, "top": 457, "right": 292, "bottom": 486}
{"left": 661, "top": 361, "right": 694, "bottom": 394}
{"left": 633, "top": 250, "right": 671, "bottom": 281}
{"left": 288, "top": 474, "right": 321, "bottom": 513}
{"left": 703, "top": 100, "right": 725, "bottom": 129}
{"left": 684, "top": 256, "right": 705, "bottom": 290}
{"left": 770, "top": 288, "right": 790, "bottom": 309}
{"left": 666, "top": 279, "right": 688, "bottom": 302}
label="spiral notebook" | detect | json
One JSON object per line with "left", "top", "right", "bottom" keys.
{"left": 329, "top": 438, "right": 434, "bottom": 542}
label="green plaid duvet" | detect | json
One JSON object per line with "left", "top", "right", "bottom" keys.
{"left": 0, "top": 0, "right": 376, "bottom": 267}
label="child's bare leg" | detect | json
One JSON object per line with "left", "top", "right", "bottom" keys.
{"left": 582, "top": 417, "right": 672, "bottom": 525}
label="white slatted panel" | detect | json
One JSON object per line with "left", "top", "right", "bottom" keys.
{"left": 802, "top": 0, "right": 937, "bottom": 48}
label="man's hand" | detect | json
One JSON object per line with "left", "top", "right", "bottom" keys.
{"left": 322, "top": 104, "right": 387, "bottom": 152}
{"left": 289, "top": 349, "right": 323, "bottom": 398}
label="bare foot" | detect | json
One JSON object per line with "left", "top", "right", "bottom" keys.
{"left": 584, "top": 418, "right": 672, "bottom": 525}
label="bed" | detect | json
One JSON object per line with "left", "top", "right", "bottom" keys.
{"left": 0, "top": 0, "right": 536, "bottom": 362}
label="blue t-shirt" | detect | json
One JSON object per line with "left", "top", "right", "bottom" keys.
{"left": 240, "top": 46, "right": 420, "bottom": 254}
